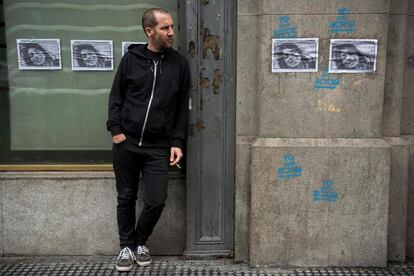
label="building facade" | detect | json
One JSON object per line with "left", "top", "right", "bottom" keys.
{"left": 1, "top": 0, "right": 414, "bottom": 268}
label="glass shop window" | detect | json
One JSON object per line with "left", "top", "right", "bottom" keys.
{"left": 0, "top": 0, "right": 179, "bottom": 165}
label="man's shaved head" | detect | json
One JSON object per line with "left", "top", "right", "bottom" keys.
{"left": 142, "top": 8, "right": 171, "bottom": 31}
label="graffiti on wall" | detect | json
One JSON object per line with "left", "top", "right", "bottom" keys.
{"left": 313, "top": 180, "right": 338, "bottom": 202}
{"left": 276, "top": 154, "right": 303, "bottom": 180}
{"left": 314, "top": 67, "right": 340, "bottom": 91}
{"left": 329, "top": 7, "right": 355, "bottom": 34}
{"left": 314, "top": 67, "right": 341, "bottom": 112}
{"left": 317, "top": 94, "right": 341, "bottom": 112}
{"left": 273, "top": 16, "right": 298, "bottom": 38}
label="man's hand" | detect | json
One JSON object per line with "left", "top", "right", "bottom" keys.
{"left": 112, "top": 133, "right": 126, "bottom": 144}
{"left": 170, "top": 147, "right": 183, "bottom": 166}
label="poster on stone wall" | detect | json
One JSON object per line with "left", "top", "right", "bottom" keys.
{"left": 122, "top": 41, "right": 145, "bottom": 56}
{"left": 272, "top": 38, "right": 319, "bottom": 73}
{"left": 71, "top": 40, "right": 113, "bottom": 71}
{"left": 329, "top": 39, "right": 378, "bottom": 73}
{"left": 17, "top": 39, "right": 62, "bottom": 70}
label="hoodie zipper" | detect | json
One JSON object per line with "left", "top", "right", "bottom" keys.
{"left": 139, "top": 60, "right": 159, "bottom": 146}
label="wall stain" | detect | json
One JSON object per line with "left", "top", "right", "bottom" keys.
{"left": 349, "top": 79, "right": 364, "bottom": 92}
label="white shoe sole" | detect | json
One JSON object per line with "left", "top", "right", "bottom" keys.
{"left": 115, "top": 264, "right": 133, "bottom": 272}
{"left": 137, "top": 260, "right": 152, "bottom": 267}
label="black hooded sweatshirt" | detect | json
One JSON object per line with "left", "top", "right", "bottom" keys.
{"left": 107, "top": 43, "right": 190, "bottom": 149}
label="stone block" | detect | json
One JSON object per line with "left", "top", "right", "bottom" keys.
{"left": 1, "top": 172, "right": 117, "bottom": 256}
{"left": 389, "top": 0, "right": 409, "bottom": 15}
{"left": 237, "top": 15, "right": 259, "bottom": 137}
{"left": 409, "top": 1, "right": 414, "bottom": 15}
{"left": 383, "top": 14, "right": 407, "bottom": 136}
{"left": 250, "top": 138, "right": 390, "bottom": 267}
{"left": 238, "top": 0, "right": 259, "bottom": 16}
{"left": 257, "top": 13, "right": 388, "bottom": 138}
{"left": 0, "top": 172, "right": 185, "bottom": 256}
{"left": 383, "top": 137, "right": 409, "bottom": 262}
{"left": 257, "top": 0, "right": 389, "bottom": 15}
{"left": 235, "top": 136, "right": 255, "bottom": 262}
{"left": 401, "top": 17, "right": 414, "bottom": 134}
{"left": 403, "top": 135, "right": 414, "bottom": 257}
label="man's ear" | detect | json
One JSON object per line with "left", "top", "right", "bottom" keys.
{"left": 144, "top": 26, "right": 153, "bottom": 37}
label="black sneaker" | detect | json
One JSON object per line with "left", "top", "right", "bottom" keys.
{"left": 115, "top": 247, "right": 136, "bottom": 272}
{"left": 136, "top": 245, "right": 152, "bottom": 267}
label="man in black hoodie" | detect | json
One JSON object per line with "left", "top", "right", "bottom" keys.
{"left": 107, "top": 8, "right": 190, "bottom": 272}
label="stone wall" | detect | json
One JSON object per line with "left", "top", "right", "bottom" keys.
{"left": 0, "top": 172, "right": 185, "bottom": 256}
{"left": 236, "top": 0, "right": 397, "bottom": 267}
{"left": 402, "top": 0, "right": 414, "bottom": 259}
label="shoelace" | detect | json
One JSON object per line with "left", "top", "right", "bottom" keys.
{"left": 137, "top": 245, "right": 150, "bottom": 256}
{"left": 118, "top": 247, "right": 136, "bottom": 261}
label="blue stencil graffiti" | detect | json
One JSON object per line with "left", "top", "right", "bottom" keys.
{"left": 272, "top": 16, "right": 298, "bottom": 38}
{"left": 329, "top": 7, "right": 355, "bottom": 34}
{"left": 313, "top": 180, "right": 338, "bottom": 202}
{"left": 276, "top": 154, "right": 303, "bottom": 180}
{"left": 314, "top": 67, "right": 340, "bottom": 91}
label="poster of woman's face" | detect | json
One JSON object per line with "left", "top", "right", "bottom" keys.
{"left": 17, "top": 39, "right": 62, "bottom": 70}
{"left": 71, "top": 40, "right": 113, "bottom": 71}
{"left": 122, "top": 42, "right": 145, "bottom": 56}
{"left": 272, "top": 38, "right": 319, "bottom": 73}
{"left": 329, "top": 39, "right": 377, "bottom": 73}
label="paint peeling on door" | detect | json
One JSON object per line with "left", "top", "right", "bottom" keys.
{"left": 203, "top": 28, "right": 220, "bottom": 60}
{"left": 212, "top": 68, "right": 223, "bottom": 94}
{"left": 188, "top": 41, "right": 196, "bottom": 58}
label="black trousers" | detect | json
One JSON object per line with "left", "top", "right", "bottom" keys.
{"left": 112, "top": 139, "right": 169, "bottom": 250}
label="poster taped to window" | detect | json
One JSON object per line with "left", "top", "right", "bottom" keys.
{"left": 71, "top": 40, "right": 113, "bottom": 71}
{"left": 17, "top": 39, "right": 62, "bottom": 70}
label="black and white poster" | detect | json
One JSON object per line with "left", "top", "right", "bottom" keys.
{"left": 71, "top": 40, "right": 113, "bottom": 71}
{"left": 329, "top": 39, "right": 378, "bottom": 73}
{"left": 17, "top": 39, "right": 61, "bottom": 70}
{"left": 272, "top": 38, "right": 319, "bottom": 73}
{"left": 122, "top": 41, "right": 145, "bottom": 56}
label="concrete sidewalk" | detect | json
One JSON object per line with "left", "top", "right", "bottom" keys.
{"left": 0, "top": 257, "right": 414, "bottom": 275}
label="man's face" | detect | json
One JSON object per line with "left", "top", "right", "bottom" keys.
{"left": 27, "top": 47, "right": 46, "bottom": 66}
{"left": 80, "top": 49, "right": 98, "bottom": 67}
{"left": 147, "top": 12, "right": 174, "bottom": 51}
{"left": 339, "top": 48, "right": 359, "bottom": 69}
{"left": 282, "top": 48, "right": 301, "bottom": 68}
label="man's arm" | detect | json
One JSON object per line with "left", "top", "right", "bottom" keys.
{"left": 170, "top": 58, "right": 191, "bottom": 165}
{"left": 107, "top": 54, "right": 128, "bottom": 141}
